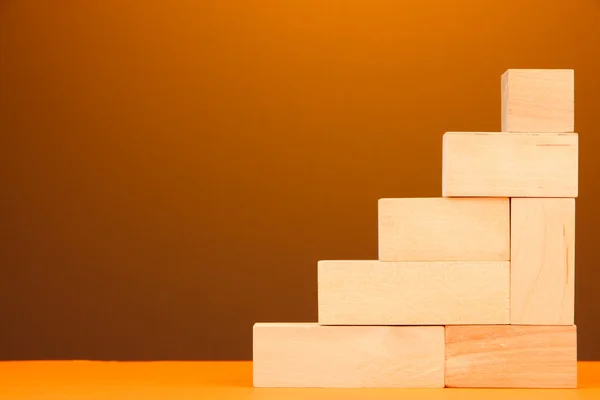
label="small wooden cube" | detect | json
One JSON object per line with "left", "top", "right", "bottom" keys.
{"left": 502, "top": 69, "right": 574, "bottom": 133}
{"left": 442, "top": 132, "right": 578, "bottom": 197}
{"left": 511, "top": 198, "right": 575, "bottom": 325}
{"left": 378, "top": 197, "right": 509, "bottom": 261}
{"left": 253, "top": 323, "right": 445, "bottom": 388}
{"left": 445, "top": 325, "right": 577, "bottom": 388}
{"left": 318, "top": 260, "right": 509, "bottom": 325}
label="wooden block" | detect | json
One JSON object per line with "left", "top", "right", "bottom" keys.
{"left": 378, "top": 197, "right": 509, "bottom": 261}
{"left": 253, "top": 323, "right": 445, "bottom": 388}
{"left": 502, "top": 69, "right": 574, "bottom": 133}
{"left": 318, "top": 260, "right": 509, "bottom": 325}
{"left": 442, "top": 132, "right": 578, "bottom": 197}
{"left": 511, "top": 198, "right": 575, "bottom": 325}
{"left": 445, "top": 325, "right": 577, "bottom": 388}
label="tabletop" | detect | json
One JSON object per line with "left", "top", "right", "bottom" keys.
{"left": 0, "top": 361, "right": 598, "bottom": 399}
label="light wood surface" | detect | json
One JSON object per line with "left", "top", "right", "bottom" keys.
{"left": 253, "top": 323, "right": 444, "bottom": 388}
{"left": 442, "top": 132, "right": 578, "bottom": 197}
{"left": 378, "top": 197, "right": 509, "bottom": 261}
{"left": 445, "top": 325, "right": 577, "bottom": 388}
{"left": 501, "top": 69, "right": 574, "bottom": 133}
{"left": 0, "top": 360, "right": 598, "bottom": 399}
{"left": 318, "top": 260, "right": 509, "bottom": 325}
{"left": 511, "top": 198, "right": 575, "bottom": 325}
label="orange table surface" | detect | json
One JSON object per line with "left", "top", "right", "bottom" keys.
{"left": 0, "top": 361, "right": 598, "bottom": 399}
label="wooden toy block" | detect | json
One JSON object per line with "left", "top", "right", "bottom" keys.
{"left": 442, "top": 132, "right": 578, "bottom": 197}
{"left": 318, "top": 260, "right": 509, "bottom": 325}
{"left": 253, "top": 323, "right": 445, "bottom": 388}
{"left": 510, "top": 198, "right": 575, "bottom": 325}
{"left": 502, "top": 69, "right": 574, "bottom": 133}
{"left": 445, "top": 325, "right": 577, "bottom": 388}
{"left": 378, "top": 197, "right": 509, "bottom": 261}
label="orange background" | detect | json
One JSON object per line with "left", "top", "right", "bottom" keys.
{"left": 1, "top": 0, "right": 599, "bottom": 361}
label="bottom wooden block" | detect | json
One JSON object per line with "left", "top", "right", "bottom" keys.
{"left": 445, "top": 325, "right": 577, "bottom": 388}
{"left": 253, "top": 323, "right": 445, "bottom": 388}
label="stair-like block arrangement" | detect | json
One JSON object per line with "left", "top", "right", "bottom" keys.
{"left": 253, "top": 69, "right": 578, "bottom": 389}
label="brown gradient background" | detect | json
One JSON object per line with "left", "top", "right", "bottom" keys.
{"left": 1, "top": 0, "right": 599, "bottom": 361}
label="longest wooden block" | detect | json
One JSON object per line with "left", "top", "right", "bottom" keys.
{"left": 511, "top": 198, "right": 575, "bottom": 325}
{"left": 378, "top": 197, "right": 509, "bottom": 261}
{"left": 442, "top": 132, "right": 578, "bottom": 197}
{"left": 318, "top": 260, "right": 509, "bottom": 325}
{"left": 445, "top": 325, "right": 577, "bottom": 388}
{"left": 253, "top": 323, "right": 445, "bottom": 388}
{"left": 502, "top": 69, "right": 574, "bottom": 133}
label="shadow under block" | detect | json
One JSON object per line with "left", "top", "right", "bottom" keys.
{"left": 318, "top": 260, "right": 509, "bottom": 325}
{"left": 378, "top": 197, "right": 509, "bottom": 261}
{"left": 252, "top": 323, "right": 445, "bottom": 388}
{"left": 510, "top": 198, "right": 575, "bottom": 325}
{"left": 445, "top": 325, "right": 577, "bottom": 388}
{"left": 501, "top": 69, "right": 574, "bottom": 133}
{"left": 442, "top": 132, "right": 578, "bottom": 197}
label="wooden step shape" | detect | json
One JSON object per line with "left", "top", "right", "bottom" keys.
{"left": 318, "top": 260, "right": 509, "bottom": 325}
{"left": 442, "top": 132, "right": 578, "bottom": 197}
{"left": 445, "top": 325, "right": 577, "bottom": 388}
{"left": 510, "top": 198, "right": 575, "bottom": 325}
{"left": 378, "top": 197, "right": 509, "bottom": 261}
{"left": 502, "top": 69, "right": 574, "bottom": 133}
{"left": 253, "top": 323, "right": 445, "bottom": 388}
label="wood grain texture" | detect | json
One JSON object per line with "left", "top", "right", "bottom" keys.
{"left": 378, "top": 197, "right": 509, "bottom": 261}
{"left": 318, "top": 260, "right": 509, "bottom": 325}
{"left": 445, "top": 325, "right": 577, "bottom": 388}
{"left": 252, "top": 323, "right": 445, "bottom": 388}
{"left": 501, "top": 69, "right": 574, "bottom": 133}
{"left": 442, "top": 132, "right": 578, "bottom": 197}
{"left": 510, "top": 198, "right": 575, "bottom": 325}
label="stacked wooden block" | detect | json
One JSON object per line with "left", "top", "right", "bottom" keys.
{"left": 253, "top": 69, "right": 578, "bottom": 389}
